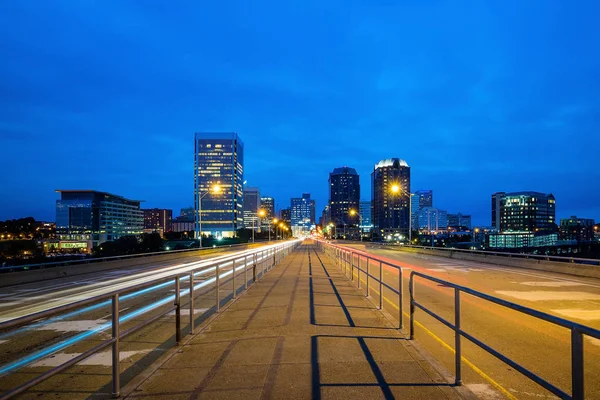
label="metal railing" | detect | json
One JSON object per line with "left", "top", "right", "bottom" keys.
{"left": 382, "top": 242, "right": 600, "bottom": 266}
{"left": 409, "top": 271, "right": 600, "bottom": 399}
{"left": 0, "top": 240, "right": 300, "bottom": 399}
{"left": 318, "top": 240, "right": 404, "bottom": 329}
{"left": 318, "top": 240, "right": 600, "bottom": 400}
{"left": 0, "top": 242, "right": 264, "bottom": 273}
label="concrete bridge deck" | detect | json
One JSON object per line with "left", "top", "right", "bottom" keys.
{"left": 122, "top": 242, "right": 470, "bottom": 400}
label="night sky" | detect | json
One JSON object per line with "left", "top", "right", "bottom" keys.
{"left": 1, "top": 1, "right": 599, "bottom": 225}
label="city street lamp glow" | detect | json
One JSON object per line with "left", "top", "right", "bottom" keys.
{"left": 258, "top": 209, "right": 266, "bottom": 217}
{"left": 273, "top": 218, "right": 278, "bottom": 224}
{"left": 391, "top": 184, "right": 400, "bottom": 194}
{"left": 212, "top": 184, "right": 221, "bottom": 193}
{"left": 349, "top": 209, "right": 357, "bottom": 216}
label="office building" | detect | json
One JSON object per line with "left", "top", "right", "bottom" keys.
{"left": 180, "top": 207, "right": 195, "bottom": 219}
{"left": 492, "top": 191, "right": 556, "bottom": 233}
{"left": 320, "top": 205, "right": 330, "bottom": 227}
{"left": 280, "top": 208, "right": 291, "bottom": 224}
{"left": 260, "top": 196, "right": 275, "bottom": 228}
{"left": 328, "top": 166, "right": 360, "bottom": 229}
{"left": 447, "top": 213, "right": 472, "bottom": 230}
{"left": 560, "top": 216, "right": 595, "bottom": 243}
{"left": 489, "top": 232, "right": 558, "bottom": 248}
{"left": 359, "top": 201, "right": 373, "bottom": 232}
{"left": 194, "top": 132, "right": 244, "bottom": 238}
{"left": 243, "top": 187, "right": 261, "bottom": 230}
{"left": 491, "top": 192, "right": 505, "bottom": 231}
{"left": 411, "top": 190, "right": 433, "bottom": 229}
{"left": 143, "top": 208, "right": 173, "bottom": 234}
{"left": 291, "top": 193, "right": 316, "bottom": 236}
{"left": 417, "top": 207, "right": 448, "bottom": 232}
{"left": 371, "top": 158, "right": 411, "bottom": 239}
{"left": 56, "top": 190, "right": 144, "bottom": 247}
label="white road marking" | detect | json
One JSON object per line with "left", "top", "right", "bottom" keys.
{"left": 466, "top": 383, "right": 504, "bottom": 400}
{"left": 30, "top": 349, "right": 151, "bottom": 367}
{"left": 550, "top": 309, "right": 600, "bottom": 321}
{"left": 36, "top": 320, "right": 107, "bottom": 332}
{"left": 518, "top": 281, "right": 588, "bottom": 288}
{"left": 496, "top": 291, "right": 600, "bottom": 302}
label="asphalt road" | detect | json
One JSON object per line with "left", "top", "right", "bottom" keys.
{"left": 0, "top": 242, "right": 292, "bottom": 399}
{"left": 335, "top": 242, "right": 600, "bottom": 400}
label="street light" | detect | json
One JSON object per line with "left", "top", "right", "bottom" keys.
{"left": 389, "top": 184, "right": 412, "bottom": 243}
{"left": 349, "top": 209, "right": 363, "bottom": 242}
{"left": 253, "top": 209, "right": 266, "bottom": 243}
{"left": 327, "top": 222, "right": 336, "bottom": 240}
{"left": 196, "top": 183, "right": 221, "bottom": 249}
{"left": 269, "top": 218, "right": 278, "bottom": 241}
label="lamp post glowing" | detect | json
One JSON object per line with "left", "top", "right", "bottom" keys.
{"left": 349, "top": 209, "right": 363, "bottom": 242}
{"left": 270, "top": 218, "right": 278, "bottom": 241}
{"left": 389, "top": 184, "right": 411, "bottom": 243}
{"left": 196, "top": 184, "right": 221, "bottom": 249}
{"left": 253, "top": 209, "right": 266, "bottom": 243}
{"left": 328, "top": 222, "right": 336, "bottom": 239}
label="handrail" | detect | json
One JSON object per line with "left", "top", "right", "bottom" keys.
{"left": 0, "top": 240, "right": 301, "bottom": 399}
{"left": 316, "top": 240, "right": 404, "bottom": 329}
{"left": 384, "top": 242, "right": 600, "bottom": 265}
{"left": 409, "top": 271, "right": 600, "bottom": 400}
{"left": 0, "top": 241, "right": 268, "bottom": 273}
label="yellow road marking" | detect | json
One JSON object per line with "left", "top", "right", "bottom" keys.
{"left": 346, "top": 267, "right": 518, "bottom": 400}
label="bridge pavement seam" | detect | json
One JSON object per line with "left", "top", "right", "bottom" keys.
{"left": 187, "top": 339, "right": 238, "bottom": 400}
{"left": 282, "top": 248, "right": 306, "bottom": 326}
{"left": 259, "top": 335, "right": 285, "bottom": 400}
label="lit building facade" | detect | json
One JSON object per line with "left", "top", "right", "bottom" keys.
{"left": 328, "top": 166, "right": 360, "bottom": 229}
{"left": 417, "top": 207, "right": 448, "bottom": 232}
{"left": 559, "top": 216, "right": 595, "bottom": 243}
{"left": 411, "top": 190, "right": 433, "bottom": 229}
{"left": 143, "top": 208, "right": 173, "bottom": 234}
{"left": 489, "top": 191, "right": 557, "bottom": 248}
{"left": 359, "top": 201, "right": 373, "bottom": 232}
{"left": 260, "top": 196, "right": 275, "bottom": 228}
{"left": 194, "top": 132, "right": 244, "bottom": 238}
{"left": 494, "top": 191, "right": 556, "bottom": 233}
{"left": 447, "top": 213, "right": 472, "bottom": 230}
{"left": 243, "top": 187, "right": 261, "bottom": 230}
{"left": 56, "top": 190, "right": 144, "bottom": 247}
{"left": 291, "top": 193, "right": 315, "bottom": 236}
{"left": 371, "top": 158, "right": 411, "bottom": 239}
{"left": 280, "top": 208, "right": 291, "bottom": 224}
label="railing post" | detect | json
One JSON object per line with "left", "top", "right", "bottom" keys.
{"left": 216, "top": 264, "right": 221, "bottom": 312}
{"left": 351, "top": 253, "right": 354, "bottom": 281}
{"left": 253, "top": 254, "right": 257, "bottom": 282}
{"left": 111, "top": 294, "right": 120, "bottom": 398}
{"left": 232, "top": 260, "right": 237, "bottom": 299}
{"left": 409, "top": 274, "right": 415, "bottom": 340}
{"left": 273, "top": 248, "right": 276, "bottom": 268}
{"left": 189, "top": 271, "right": 195, "bottom": 334}
{"left": 398, "top": 267, "right": 403, "bottom": 330}
{"left": 175, "top": 276, "right": 181, "bottom": 344}
{"left": 357, "top": 256, "right": 361, "bottom": 289}
{"left": 245, "top": 255, "right": 248, "bottom": 290}
{"left": 572, "top": 327, "right": 584, "bottom": 400}
{"left": 366, "top": 258, "right": 370, "bottom": 297}
{"left": 379, "top": 261, "right": 383, "bottom": 310}
{"left": 454, "top": 288, "right": 462, "bottom": 386}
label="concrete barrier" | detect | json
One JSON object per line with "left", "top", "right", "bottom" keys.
{"left": 390, "top": 246, "right": 600, "bottom": 280}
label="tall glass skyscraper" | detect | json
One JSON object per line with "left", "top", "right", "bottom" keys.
{"left": 371, "top": 158, "right": 411, "bottom": 239}
{"left": 194, "top": 132, "right": 244, "bottom": 238}
{"left": 56, "top": 190, "right": 143, "bottom": 247}
{"left": 328, "top": 166, "right": 360, "bottom": 229}
{"left": 411, "top": 190, "right": 433, "bottom": 229}
{"left": 291, "top": 193, "right": 315, "bottom": 236}
{"left": 243, "top": 187, "right": 260, "bottom": 230}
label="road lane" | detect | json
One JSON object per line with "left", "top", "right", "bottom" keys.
{"left": 329, "top": 243, "right": 600, "bottom": 400}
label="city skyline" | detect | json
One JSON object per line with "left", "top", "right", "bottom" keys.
{"left": 1, "top": 2, "right": 600, "bottom": 224}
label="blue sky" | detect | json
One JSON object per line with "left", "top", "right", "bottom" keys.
{"left": 1, "top": 1, "right": 599, "bottom": 225}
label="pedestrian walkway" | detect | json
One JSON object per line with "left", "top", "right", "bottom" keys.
{"left": 124, "top": 242, "right": 469, "bottom": 400}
